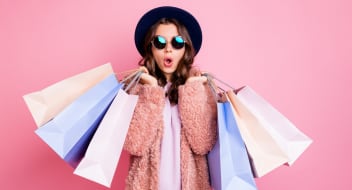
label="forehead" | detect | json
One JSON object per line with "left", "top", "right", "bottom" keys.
{"left": 154, "top": 23, "right": 179, "bottom": 38}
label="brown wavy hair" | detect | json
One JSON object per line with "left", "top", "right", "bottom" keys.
{"left": 139, "top": 18, "right": 196, "bottom": 104}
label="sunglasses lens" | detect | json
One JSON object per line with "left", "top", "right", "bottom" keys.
{"left": 153, "top": 36, "right": 166, "bottom": 49}
{"left": 172, "top": 36, "right": 185, "bottom": 49}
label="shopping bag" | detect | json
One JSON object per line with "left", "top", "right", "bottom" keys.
{"left": 73, "top": 89, "right": 138, "bottom": 187}
{"left": 35, "top": 74, "right": 122, "bottom": 167}
{"left": 227, "top": 90, "right": 289, "bottom": 177}
{"left": 208, "top": 101, "right": 257, "bottom": 190}
{"left": 236, "top": 86, "right": 313, "bottom": 165}
{"left": 23, "top": 63, "right": 114, "bottom": 127}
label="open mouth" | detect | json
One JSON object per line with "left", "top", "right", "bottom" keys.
{"left": 164, "top": 57, "right": 173, "bottom": 67}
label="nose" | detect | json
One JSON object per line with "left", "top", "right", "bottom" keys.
{"left": 164, "top": 42, "right": 172, "bottom": 53}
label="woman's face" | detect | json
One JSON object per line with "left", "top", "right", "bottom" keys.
{"left": 152, "top": 23, "right": 185, "bottom": 82}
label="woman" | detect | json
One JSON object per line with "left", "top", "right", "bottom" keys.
{"left": 123, "top": 6, "right": 217, "bottom": 190}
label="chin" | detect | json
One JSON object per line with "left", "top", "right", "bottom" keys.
{"left": 162, "top": 69, "right": 175, "bottom": 78}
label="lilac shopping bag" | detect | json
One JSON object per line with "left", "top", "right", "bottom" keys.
{"left": 35, "top": 74, "right": 122, "bottom": 167}
{"left": 208, "top": 101, "right": 257, "bottom": 190}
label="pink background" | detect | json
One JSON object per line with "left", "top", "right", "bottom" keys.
{"left": 1, "top": 0, "right": 351, "bottom": 189}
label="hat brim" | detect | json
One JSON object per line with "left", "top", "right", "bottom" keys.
{"left": 134, "top": 6, "right": 202, "bottom": 56}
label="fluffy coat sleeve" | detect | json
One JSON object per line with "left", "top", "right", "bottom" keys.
{"left": 123, "top": 84, "right": 165, "bottom": 156}
{"left": 178, "top": 79, "right": 218, "bottom": 155}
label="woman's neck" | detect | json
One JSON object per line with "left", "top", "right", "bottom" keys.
{"left": 165, "top": 74, "right": 172, "bottom": 82}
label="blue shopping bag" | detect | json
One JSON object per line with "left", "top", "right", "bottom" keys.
{"left": 35, "top": 74, "right": 122, "bottom": 167}
{"left": 208, "top": 101, "right": 257, "bottom": 190}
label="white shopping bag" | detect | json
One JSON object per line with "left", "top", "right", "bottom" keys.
{"left": 236, "top": 86, "right": 313, "bottom": 166}
{"left": 73, "top": 89, "right": 138, "bottom": 187}
{"left": 227, "top": 90, "right": 289, "bottom": 177}
{"left": 23, "top": 63, "right": 114, "bottom": 127}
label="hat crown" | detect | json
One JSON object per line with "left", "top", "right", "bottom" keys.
{"left": 134, "top": 6, "right": 202, "bottom": 56}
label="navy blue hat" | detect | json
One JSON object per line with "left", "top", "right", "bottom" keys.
{"left": 134, "top": 6, "right": 202, "bottom": 56}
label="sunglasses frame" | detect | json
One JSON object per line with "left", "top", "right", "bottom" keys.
{"left": 151, "top": 35, "right": 186, "bottom": 50}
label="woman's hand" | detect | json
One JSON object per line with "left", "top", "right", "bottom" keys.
{"left": 139, "top": 66, "right": 158, "bottom": 86}
{"left": 186, "top": 71, "right": 208, "bottom": 84}
{"left": 186, "top": 75, "right": 207, "bottom": 83}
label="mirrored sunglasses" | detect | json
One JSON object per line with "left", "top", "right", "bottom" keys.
{"left": 151, "top": 35, "right": 185, "bottom": 50}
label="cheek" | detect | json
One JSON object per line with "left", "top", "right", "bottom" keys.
{"left": 152, "top": 50, "right": 163, "bottom": 61}
{"left": 175, "top": 50, "right": 186, "bottom": 62}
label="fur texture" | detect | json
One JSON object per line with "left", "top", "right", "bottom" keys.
{"left": 123, "top": 72, "right": 217, "bottom": 190}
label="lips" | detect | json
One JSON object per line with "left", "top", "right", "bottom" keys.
{"left": 164, "top": 57, "right": 173, "bottom": 68}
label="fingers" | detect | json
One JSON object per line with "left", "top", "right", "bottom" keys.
{"left": 140, "top": 73, "right": 158, "bottom": 86}
{"left": 200, "top": 71, "right": 209, "bottom": 76}
{"left": 199, "top": 75, "right": 208, "bottom": 83}
{"left": 139, "top": 66, "right": 149, "bottom": 74}
{"left": 187, "top": 76, "right": 207, "bottom": 83}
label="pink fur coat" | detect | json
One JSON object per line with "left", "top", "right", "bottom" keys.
{"left": 123, "top": 71, "right": 217, "bottom": 190}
